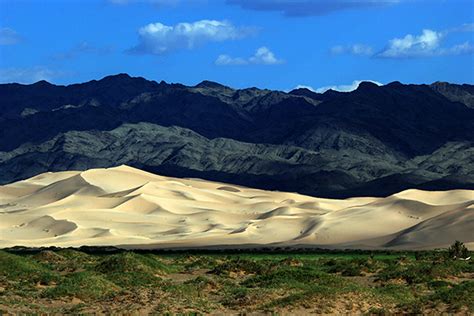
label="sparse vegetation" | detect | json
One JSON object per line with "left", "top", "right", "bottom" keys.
{"left": 0, "top": 248, "right": 472, "bottom": 314}
{"left": 448, "top": 240, "right": 470, "bottom": 259}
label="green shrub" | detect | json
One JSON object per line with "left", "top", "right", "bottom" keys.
{"left": 42, "top": 271, "right": 119, "bottom": 300}
{"left": 243, "top": 265, "right": 343, "bottom": 291}
{"left": 323, "top": 257, "right": 381, "bottom": 276}
{"left": 184, "top": 256, "right": 218, "bottom": 272}
{"left": 211, "top": 257, "right": 272, "bottom": 276}
{"left": 95, "top": 252, "right": 171, "bottom": 274}
{"left": 447, "top": 241, "right": 470, "bottom": 259}
{"left": 220, "top": 286, "right": 251, "bottom": 307}
{"left": 56, "top": 249, "right": 91, "bottom": 261}
{"left": 94, "top": 252, "right": 168, "bottom": 287}
{"left": 184, "top": 276, "right": 217, "bottom": 290}
{"left": 0, "top": 251, "right": 59, "bottom": 285}
{"left": 376, "top": 259, "right": 467, "bottom": 285}
{"left": 430, "top": 281, "right": 474, "bottom": 311}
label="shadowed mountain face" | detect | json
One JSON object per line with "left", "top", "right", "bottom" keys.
{"left": 430, "top": 81, "right": 474, "bottom": 109}
{"left": 0, "top": 74, "right": 473, "bottom": 197}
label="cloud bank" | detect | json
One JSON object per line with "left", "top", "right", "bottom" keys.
{"left": 332, "top": 24, "right": 474, "bottom": 59}
{"left": 295, "top": 80, "right": 383, "bottom": 93}
{"left": 316, "top": 80, "right": 382, "bottom": 92}
{"left": 331, "top": 44, "right": 373, "bottom": 56}
{"left": 227, "top": 0, "right": 400, "bottom": 17}
{"left": 377, "top": 29, "right": 441, "bottom": 58}
{"left": 128, "top": 20, "right": 255, "bottom": 55}
{"left": 215, "top": 47, "right": 284, "bottom": 65}
{"left": 377, "top": 27, "right": 474, "bottom": 58}
{"left": 294, "top": 85, "right": 317, "bottom": 92}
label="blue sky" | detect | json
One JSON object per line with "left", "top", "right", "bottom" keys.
{"left": 0, "top": 0, "right": 473, "bottom": 91}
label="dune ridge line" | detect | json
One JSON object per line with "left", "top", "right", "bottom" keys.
{"left": 0, "top": 165, "right": 472, "bottom": 250}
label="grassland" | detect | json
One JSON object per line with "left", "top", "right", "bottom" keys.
{"left": 0, "top": 248, "right": 472, "bottom": 314}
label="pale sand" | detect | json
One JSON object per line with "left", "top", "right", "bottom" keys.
{"left": 0, "top": 165, "right": 472, "bottom": 250}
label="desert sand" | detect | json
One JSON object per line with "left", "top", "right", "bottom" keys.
{"left": 0, "top": 165, "right": 472, "bottom": 250}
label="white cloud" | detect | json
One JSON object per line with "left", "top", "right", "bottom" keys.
{"left": 377, "top": 29, "right": 442, "bottom": 58}
{"left": 294, "top": 85, "right": 316, "bottom": 92}
{"left": 215, "top": 46, "right": 284, "bottom": 66}
{"left": 330, "top": 44, "right": 373, "bottom": 56}
{"left": 0, "top": 27, "right": 21, "bottom": 45}
{"left": 128, "top": 20, "right": 255, "bottom": 55}
{"left": 215, "top": 54, "right": 248, "bottom": 65}
{"left": 441, "top": 41, "right": 474, "bottom": 55}
{"left": 315, "top": 80, "right": 382, "bottom": 93}
{"left": 377, "top": 25, "right": 474, "bottom": 58}
{"left": 332, "top": 24, "right": 474, "bottom": 59}
{"left": 249, "top": 46, "right": 283, "bottom": 64}
{"left": 0, "top": 66, "right": 65, "bottom": 84}
{"left": 446, "top": 23, "right": 474, "bottom": 33}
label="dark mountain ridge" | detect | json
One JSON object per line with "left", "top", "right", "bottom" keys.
{"left": 0, "top": 74, "right": 473, "bottom": 197}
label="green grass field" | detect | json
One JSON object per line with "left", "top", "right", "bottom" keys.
{"left": 0, "top": 248, "right": 472, "bottom": 314}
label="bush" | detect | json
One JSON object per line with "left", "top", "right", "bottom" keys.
{"left": 184, "top": 275, "right": 217, "bottom": 290}
{"left": 376, "top": 263, "right": 433, "bottom": 284}
{"left": 95, "top": 252, "right": 171, "bottom": 274}
{"left": 447, "top": 241, "right": 469, "bottom": 259}
{"left": 94, "top": 252, "right": 168, "bottom": 287}
{"left": 323, "top": 257, "right": 381, "bottom": 276}
{"left": 430, "top": 281, "right": 474, "bottom": 311}
{"left": 42, "top": 271, "right": 119, "bottom": 300}
{"left": 210, "top": 257, "right": 272, "bottom": 276}
{"left": 0, "top": 251, "right": 59, "bottom": 286}
{"left": 243, "top": 265, "right": 340, "bottom": 289}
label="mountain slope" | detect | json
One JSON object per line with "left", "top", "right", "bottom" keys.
{"left": 430, "top": 81, "right": 474, "bottom": 109}
{"left": 0, "top": 74, "right": 473, "bottom": 197}
{"left": 1, "top": 122, "right": 472, "bottom": 198}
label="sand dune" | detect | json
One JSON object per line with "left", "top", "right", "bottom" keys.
{"left": 0, "top": 165, "right": 472, "bottom": 250}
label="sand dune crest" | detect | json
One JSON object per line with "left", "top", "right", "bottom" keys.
{"left": 0, "top": 166, "right": 472, "bottom": 250}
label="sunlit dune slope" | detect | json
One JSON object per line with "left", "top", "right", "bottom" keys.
{"left": 0, "top": 165, "right": 472, "bottom": 250}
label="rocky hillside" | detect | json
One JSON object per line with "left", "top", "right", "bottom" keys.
{"left": 1, "top": 74, "right": 473, "bottom": 197}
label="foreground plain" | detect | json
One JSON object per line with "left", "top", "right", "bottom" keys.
{"left": 0, "top": 249, "right": 473, "bottom": 314}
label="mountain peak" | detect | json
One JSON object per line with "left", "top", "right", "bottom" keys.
{"left": 290, "top": 87, "right": 316, "bottom": 94}
{"left": 32, "top": 80, "right": 54, "bottom": 87}
{"left": 322, "top": 89, "right": 344, "bottom": 96}
{"left": 357, "top": 81, "right": 380, "bottom": 91}
{"left": 431, "top": 81, "right": 451, "bottom": 88}
{"left": 195, "top": 80, "right": 230, "bottom": 89}
{"left": 386, "top": 81, "right": 404, "bottom": 87}
{"left": 100, "top": 73, "right": 133, "bottom": 82}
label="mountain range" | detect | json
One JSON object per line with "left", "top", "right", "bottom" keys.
{"left": 1, "top": 74, "right": 473, "bottom": 198}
